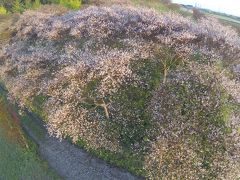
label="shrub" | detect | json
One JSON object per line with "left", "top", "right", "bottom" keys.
{"left": 192, "top": 7, "right": 205, "bottom": 20}
{"left": 0, "top": 6, "right": 239, "bottom": 178}
{"left": 145, "top": 69, "right": 239, "bottom": 179}
{"left": 24, "top": 0, "right": 32, "bottom": 9}
{"left": 0, "top": 6, "right": 7, "bottom": 14}
{"left": 1, "top": 0, "right": 81, "bottom": 14}
{"left": 12, "top": 0, "right": 23, "bottom": 13}
{"left": 32, "top": 0, "right": 41, "bottom": 9}
{"left": 0, "top": 0, "right": 14, "bottom": 11}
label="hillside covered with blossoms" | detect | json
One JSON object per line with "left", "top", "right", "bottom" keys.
{"left": 0, "top": 3, "right": 240, "bottom": 179}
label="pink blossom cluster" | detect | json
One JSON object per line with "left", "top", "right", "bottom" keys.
{"left": 12, "top": 6, "right": 240, "bottom": 62}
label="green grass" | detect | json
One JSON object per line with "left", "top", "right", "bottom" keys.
{"left": 0, "top": 128, "right": 60, "bottom": 180}
{"left": 0, "top": 88, "right": 61, "bottom": 179}
{"left": 0, "top": 6, "right": 7, "bottom": 14}
{"left": 59, "top": 0, "right": 81, "bottom": 10}
{"left": 21, "top": 113, "right": 46, "bottom": 140}
{"left": 28, "top": 94, "right": 48, "bottom": 120}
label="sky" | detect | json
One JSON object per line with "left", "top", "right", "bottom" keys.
{"left": 172, "top": 0, "right": 240, "bottom": 17}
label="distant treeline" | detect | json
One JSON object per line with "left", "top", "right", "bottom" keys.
{"left": 0, "top": 0, "right": 82, "bottom": 13}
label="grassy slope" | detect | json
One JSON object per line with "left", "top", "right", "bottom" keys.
{"left": 0, "top": 129, "right": 60, "bottom": 180}
{"left": 0, "top": 87, "right": 60, "bottom": 179}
